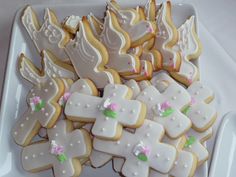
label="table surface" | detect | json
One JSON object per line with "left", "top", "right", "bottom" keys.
{"left": 0, "top": 0, "right": 236, "bottom": 174}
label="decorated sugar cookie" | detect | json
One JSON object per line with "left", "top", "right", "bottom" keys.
{"left": 88, "top": 10, "right": 140, "bottom": 75}
{"left": 184, "top": 128, "right": 213, "bottom": 165}
{"left": 128, "top": 46, "right": 143, "bottom": 57}
{"left": 150, "top": 136, "right": 197, "bottom": 177}
{"left": 154, "top": 1, "right": 181, "bottom": 71}
{"left": 65, "top": 17, "right": 120, "bottom": 89}
{"left": 138, "top": 80, "right": 151, "bottom": 91}
{"left": 136, "top": 83, "right": 192, "bottom": 139}
{"left": 12, "top": 52, "right": 67, "bottom": 146}
{"left": 63, "top": 15, "right": 81, "bottom": 34}
{"left": 65, "top": 84, "right": 146, "bottom": 140}
{"left": 151, "top": 73, "right": 217, "bottom": 132}
{"left": 125, "top": 79, "right": 141, "bottom": 99}
{"left": 139, "top": 4, "right": 162, "bottom": 71}
{"left": 21, "top": 6, "right": 70, "bottom": 62}
{"left": 87, "top": 13, "right": 104, "bottom": 39}
{"left": 107, "top": 0, "right": 156, "bottom": 47}
{"left": 93, "top": 120, "right": 177, "bottom": 177}
{"left": 170, "top": 16, "right": 202, "bottom": 86}
{"left": 22, "top": 120, "right": 91, "bottom": 177}
{"left": 123, "top": 60, "right": 153, "bottom": 81}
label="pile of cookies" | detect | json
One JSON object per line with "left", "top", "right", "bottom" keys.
{"left": 12, "top": 0, "right": 217, "bottom": 177}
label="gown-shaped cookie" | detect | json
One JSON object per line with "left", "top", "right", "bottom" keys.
{"left": 107, "top": 0, "right": 156, "bottom": 47}
{"left": 87, "top": 10, "right": 140, "bottom": 76}
{"left": 136, "top": 83, "right": 192, "bottom": 138}
{"left": 154, "top": 1, "right": 181, "bottom": 71}
{"left": 93, "top": 120, "right": 177, "bottom": 177}
{"left": 21, "top": 6, "right": 70, "bottom": 62}
{"left": 22, "top": 120, "right": 91, "bottom": 177}
{"left": 65, "top": 17, "right": 120, "bottom": 89}
{"left": 65, "top": 84, "right": 146, "bottom": 140}
{"left": 12, "top": 50, "right": 76, "bottom": 146}
{"left": 170, "top": 16, "right": 202, "bottom": 86}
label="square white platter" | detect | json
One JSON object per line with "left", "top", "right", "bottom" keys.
{"left": 0, "top": 1, "right": 206, "bottom": 177}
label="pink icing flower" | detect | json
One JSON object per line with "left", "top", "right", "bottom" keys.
{"left": 63, "top": 92, "right": 71, "bottom": 101}
{"left": 32, "top": 96, "right": 41, "bottom": 105}
{"left": 160, "top": 101, "right": 171, "bottom": 111}
{"left": 142, "top": 146, "right": 151, "bottom": 156}
{"left": 50, "top": 140, "right": 64, "bottom": 155}
{"left": 108, "top": 103, "right": 119, "bottom": 111}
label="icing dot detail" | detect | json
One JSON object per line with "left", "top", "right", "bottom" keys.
{"left": 70, "top": 143, "right": 73, "bottom": 147}
{"left": 62, "top": 170, "right": 66, "bottom": 174}
{"left": 174, "top": 161, "right": 178, "bottom": 165}
{"left": 120, "top": 108, "right": 125, "bottom": 112}
{"left": 126, "top": 143, "right": 131, "bottom": 147}
{"left": 77, "top": 140, "right": 81, "bottom": 144}
{"left": 14, "top": 131, "right": 18, "bottom": 135}
{"left": 26, "top": 117, "right": 29, "bottom": 120}
{"left": 101, "top": 128, "right": 105, "bottom": 132}
{"left": 171, "top": 96, "right": 177, "bottom": 100}
{"left": 40, "top": 152, "right": 44, "bottom": 156}
{"left": 105, "top": 117, "right": 109, "bottom": 121}
{"left": 25, "top": 156, "right": 28, "bottom": 160}
{"left": 82, "top": 85, "right": 86, "bottom": 88}
{"left": 171, "top": 117, "right": 176, "bottom": 121}
{"left": 45, "top": 112, "right": 49, "bottom": 116}
{"left": 32, "top": 154, "right": 36, "bottom": 158}
{"left": 69, "top": 101, "right": 73, "bottom": 105}
{"left": 116, "top": 141, "right": 120, "bottom": 145}
{"left": 142, "top": 92, "right": 147, "bottom": 96}
{"left": 132, "top": 172, "right": 138, "bottom": 176}
{"left": 85, "top": 104, "right": 90, "bottom": 108}
{"left": 55, "top": 133, "right": 58, "bottom": 137}
{"left": 20, "top": 123, "right": 24, "bottom": 128}
{"left": 166, "top": 157, "right": 170, "bottom": 161}
{"left": 130, "top": 109, "right": 136, "bottom": 114}
{"left": 148, "top": 124, "right": 152, "bottom": 128}
{"left": 195, "top": 110, "right": 201, "bottom": 115}
{"left": 44, "top": 89, "right": 48, "bottom": 92}
{"left": 194, "top": 91, "right": 199, "bottom": 95}
{"left": 149, "top": 97, "right": 153, "bottom": 101}
{"left": 49, "top": 82, "right": 53, "bottom": 85}
{"left": 184, "top": 164, "right": 188, "bottom": 168}
{"left": 146, "top": 133, "right": 150, "bottom": 137}
{"left": 76, "top": 103, "right": 81, "bottom": 106}
{"left": 155, "top": 153, "right": 160, "bottom": 158}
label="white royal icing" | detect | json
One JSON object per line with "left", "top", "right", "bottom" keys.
{"left": 65, "top": 19, "right": 116, "bottom": 89}
{"left": 22, "top": 120, "right": 91, "bottom": 177}
{"left": 87, "top": 13, "right": 103, "bottom": 39}
{"left": 93, "top": 120, "right": 177, "bottom": 177}
{"left": 154, "top": 2, "right": 180, "bottom": 70}
{"left": 125, "top": 79, "right": 141, "bottom": 99}
{"left": 184, "top": 128, "right": 213, "bottom": 165}
{"left": 65, "top": 84, "right": 145, "bottom": 139}
{"left": 107, "top": 1, "right": 155, "bottom": 45}
{"left": 64, "top": 15, "right": 81, "bottom": 33}
{"left": 94, "top": 10, "right": 139, "bottom": 74}
{"left": 171, "top": 16, "right": 201, "bottom": 85}
{"left": 12, "top": 54, "right": 66, "bottom": 146}
{"left": 21, "top": 6, "right": 69, "bottom": 61}
{"left": 136, "top": 83, "right": 192, "bottom": 138}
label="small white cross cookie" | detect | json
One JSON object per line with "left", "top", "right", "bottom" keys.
{"left": 93, "top": 120, "right": 177, "bottom": 177}
{"left": 184, "top": 128, "right": 213, "bottom": 166}
{"left": 12, "top": 52, "right": 73, "bottom": 146}
{"left": 151, "top": 73, "right": 217, "bottom": 132}
{"left": 21, "top": 6, "right": 69, "bottom": 62}
{"left": 65, "top": 84, "right": 146, "bottom": 140}
{"left": 136, "top": 84, "right": 192, "bottom": 138}
{"left": 184, "top": 81, "right": 217, "bottom": 131}
{"left": 22, "top": 120, "right": 91, "bottom": 177}
{"left": 150, "top": 136, "right": 197, "bottom": 177}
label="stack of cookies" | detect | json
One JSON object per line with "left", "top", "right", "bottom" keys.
{"left": 12, "top": 1, "right": 217, "bottom": 177}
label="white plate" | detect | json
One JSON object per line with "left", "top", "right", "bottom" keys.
{"left": 209, "top": 111, "right": 236, "bottom": 177}
{"left": 0, "top": 2, "right": 206, "bottom": 177}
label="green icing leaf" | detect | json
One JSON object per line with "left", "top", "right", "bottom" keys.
{"left": 103, "top": 109, "right": 117, "bottom": 118}
{"left": 35, "top": 100, "right": 46, "bottom": 112}
{"left": 162, "top": 108, "right": 174, "bottom": 117}
{"left": 57, "top": 154, "right": 67, "bottom": 163}
{"left": 184, "top": 136, "right": 196, "bottom": 148}
{"left": 137, "top": 153, "right": 148, "bottom": 162}
{"left": 182, "top": 106, "right": 191, "bottom": 115}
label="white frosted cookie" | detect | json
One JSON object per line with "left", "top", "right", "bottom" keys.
{"left": 136, "top": 83, "right": 192, "bottom": 139}
{"left": 154, "top": 1, "right": 181, "bottom": 71}
{"left": 170, "top": 16, "right": 202, "bottom": 86}
{"left": 87, "top": 10, "right": 140, "bottom": 75}
{"left": 65, "top": 84, "right": 146, "bottom": 140}
{"left": 184, "top": 128, "right": 213, "bottom": 165}
{"left": 63, "top": 15, "right": 81, "bottom": 34}
{"left": 125, "top": 79, "right": 141, "bottom": 99}
{"left": 21, "top": 6, "right": 70, "bottom": 62}
{"left": 12, "top": 52, "right": 72, "bottom": 146}
{"left": 65, "top": 17, "right": 120, "bottom": 89}
{"left": 150, "top": 136, "right": 197, "bottom": 177}
{"left": 21, "top": 120, "right": 91, "bottom": 177}
{"left": 93, "top": 120, "right": 177, "bottom": 177}
{"left": 151, "top": 72, "right": 217, "bottom": 132}
{"left": 107, "top": 0, "right": 156, "bottom": 47}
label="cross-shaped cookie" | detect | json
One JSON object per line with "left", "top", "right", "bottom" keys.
{"left": 93, "top": 120, "right": 177, "bottom": 177}
{"left": 22, "top": 120, "right": 91, "bottom": 177}
{"left": 136, "top": 83, "right": 192, "bottom": 138}
{"left": 65, "top": 84, "right": 146, "bottom": 140}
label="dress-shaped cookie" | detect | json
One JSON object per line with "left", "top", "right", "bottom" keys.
{"left": 12, "top": 50, "right": 77, "bottom": 146}
{"left": 22, "top": 120, "right": 91, "bottom": 177}
{"left": 107, "top": 0, "right": 156, "bottom": 47}
{"left": 154, "top": 1, "right": 181, "bottom": 71}
{"left": 136, "top": 83, "right": 192, "bottom": 138}
{"left": 22, "top": 6, "right": 70, "bottom": 62}
{"left": 87, "top": 10, "right": 140, "bottom": 75}
{"left": 65, "top": 84, "right": 146, "bottom": 140}
{"left": 65, "top": 17, "right": 120, "bottom": 89}
{"left": 170, "top": 16, "right": 202, "bottom": 86}
{"left": 93, "top": 120, "right": 177, "bottom": 177}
